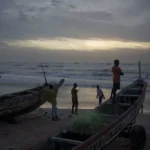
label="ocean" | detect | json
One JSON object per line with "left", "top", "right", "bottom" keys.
{"left": 0, "top": 62, "right": 150, "bottom": 111}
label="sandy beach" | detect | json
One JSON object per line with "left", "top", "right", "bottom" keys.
{"left": 0, "top": 83, "right": 150, "bottom": 150}
{"left": 0, "top": 108, "right": 90, "bottom": 150}
{"left": 0, "top": 108, "right": 150, "bottom": 150}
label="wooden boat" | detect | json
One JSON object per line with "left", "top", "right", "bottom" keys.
{"left": 27, "top": 78, "right": 147, "bottom": 150}
{"left": 0, "top": 79, "right": 65, "bottom": 119}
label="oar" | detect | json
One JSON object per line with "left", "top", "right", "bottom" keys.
{"left": 41, "top": 63, "right": 48, "bottom": 85}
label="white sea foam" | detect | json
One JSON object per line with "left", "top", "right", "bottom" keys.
{"left": 0, "top": 62, "right": 149, "bottom": 88}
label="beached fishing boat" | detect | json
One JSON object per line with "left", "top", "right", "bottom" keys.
{"left": 0, "top": 79, "right": 65, "bottom": 119}
{"left": 27, "top": 63, "right": 148, "bottom": 150}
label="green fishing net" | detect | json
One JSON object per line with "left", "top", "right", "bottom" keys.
{"left": 68, "top": 112, "right": 111, "bottom": 134}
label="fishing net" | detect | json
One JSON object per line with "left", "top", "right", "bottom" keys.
{"left": 67, "top": 111, "right": 110, "bottom": 134}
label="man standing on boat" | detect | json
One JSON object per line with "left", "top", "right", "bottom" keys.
{"left": 110, "top": 59, "right": 124, "bottom": 103}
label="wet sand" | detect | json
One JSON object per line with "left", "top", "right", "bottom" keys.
{"left": 0, "top": 83, "right": 150, "bottom": 150}
{"left": 0, "top": 108, "right": 150, "bottom": 150}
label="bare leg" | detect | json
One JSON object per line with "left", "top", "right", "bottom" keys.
{"left": 99, "top": 97, "right": 102, "bottom": 105}
{"left": 112, "top": 89, "right": 118, "bottom": 114}
{"left": 72, "top": 104, "right": 74, "bottom": 114}
{"left": 52, "top": 104, "right": 55, "bottom": 118}
{"left": 110, "top": 89, "right": 113, "bottom": 99}
{"left": 141, "top": 105, "right": 143, "bottom": 114}
{"left": 54, "top": 105, "right": 58, "bottom": 118}
{"left": 113, "top": 89, "right": 117, "bottom": 103}
{"left": 52, "top": 104, "right": 56, "bottom": 121}
{"left": 75, "top": 104, "right": 78, "bottom": 114}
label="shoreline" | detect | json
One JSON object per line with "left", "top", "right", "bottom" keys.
{"left": 0, "top": 81, "right": 150, "bottom": 149}
{"left": 0, "top": 83, "right": 150, "bottom": 112}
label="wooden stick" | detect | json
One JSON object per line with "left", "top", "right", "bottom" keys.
{"left": 41, "top": 63, "right": 48, "bottom": 84}
{"left": 138, "top": 61, "right": 141, "bottom": 79}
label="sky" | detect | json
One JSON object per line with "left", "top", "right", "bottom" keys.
{"left": 0, "top": 0, "right": 150, "bottom": 62}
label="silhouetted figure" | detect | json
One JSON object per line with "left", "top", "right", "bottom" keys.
{"left": 96, "top": 85, "right": 105, "bottom": 105}
{"left": 71, "top": 83, "right": 79, "bottom": 115}
{"left": 43, "top": 84, "right": 59, "bottom": 121}
{"left": 110, "top": 59, "right": 124, "bottom": 103}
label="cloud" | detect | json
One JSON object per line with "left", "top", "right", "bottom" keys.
{"left": 70, "top": 11, "right": 113, "bottom": 22}
{"left": 0, "top": 0, "right": 150, "bottom": 42}
{"left": 0, "top": 0, "right": 150, "bottom": 63}
{"left": 0, "top": 0, "right": 15, "bottom": 10}
{"left": 113, "top": 0, "right": 150, "bottom": 26}
{"left": 1, "top": 44, "right": 150, "bottom": 63}
{"left": 51, "top": 0, "right": 62, "bottom": 7}
{"left": 136, "top": 0, "right": 150, "bottom": 12}
{"left": 18, "top": 10, "right": 28, "bottom": 21}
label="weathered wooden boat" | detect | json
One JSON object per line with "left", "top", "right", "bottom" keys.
{"left": 0, "top": 79, "right": 65, "bottom": 119}
{"left": 27, "top": 77, "right": 147, "bottom": 150}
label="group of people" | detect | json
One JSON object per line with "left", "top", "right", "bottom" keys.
{"left": 44, "top": 59, "right": 124, "bottom": 121}
{"left": 96, "top": 59, "right": 124, "bottom": 105}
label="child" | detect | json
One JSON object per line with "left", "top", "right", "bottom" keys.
{"left": 96, "top": 85, "right": 105, "bottom": 105}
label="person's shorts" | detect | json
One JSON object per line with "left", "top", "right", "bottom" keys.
{"left": 113, "top": 82, "right": 120, "bottom": 90}
{"left": 72, "top": 98, "right": 78, "bottom": 105}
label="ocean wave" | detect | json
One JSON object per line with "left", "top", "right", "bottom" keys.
{"left": 100, "top": 69, "right": 110, "bottom": 72}
{"left": 104, "top": 63, "right": 112, "bottom": 65}
{"left": 36, "top": 71, "right": 48, "bottom": 75}
{"left": 0, "top": 71, "right": 11, "bottom": 74}
{"left": 28, "top": 67, "right": 37, "bottom": 70}
{"left": 0, "top": 73, "right": 149, "bottom": 91}
{"left": 14, "top": 64, "right": 24, "bottom": 66}
{"left": 84, "top": 69, "right": 99, "bottom": 72}
{"left": 92, "top": 72, "right": 111, "bottom": 77}
{"left": 37, "top": 64, "right": 49, "bottom": 68}
{"left": 64, "top": 69, "right": 76, "bottom": 71}
{"left": 0, "top": 62, "right": 150, "bottom": 89}
{"left": 49, "top": 65, "right": 64, "bottom": 68}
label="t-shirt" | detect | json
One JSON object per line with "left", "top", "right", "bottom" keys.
{"left": 97, "top": 89, "right": 103, "bottom": 98}
{"left": 71, "top": 88, "right": 78, "bottom": 101}
{"left": 43, "top": 87, "right": 57, "bottom": 105}
{"left": 112, "top": 66, "right": 122, "bottom": 83}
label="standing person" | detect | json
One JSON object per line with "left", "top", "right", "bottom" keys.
{"left": 71, "top": 83, "right": 79, "bottom": 115}
{"left": 96, "top": 85, "right": 105, "bottom": 105}
{"left": 110, "top": 59, "right": 124, "bottom": 103}
{"left": 43, "top": 84, "right": 59, "bottom": 121}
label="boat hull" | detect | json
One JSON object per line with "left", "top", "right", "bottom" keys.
{"left": 0, "top": 79, "right": 65, "bottom": 118}
{"left": 73, "top": 79, "right": 147, "bottom": 150}
{"left": 25, "top": 79, "right": 147, "bottom": 150}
